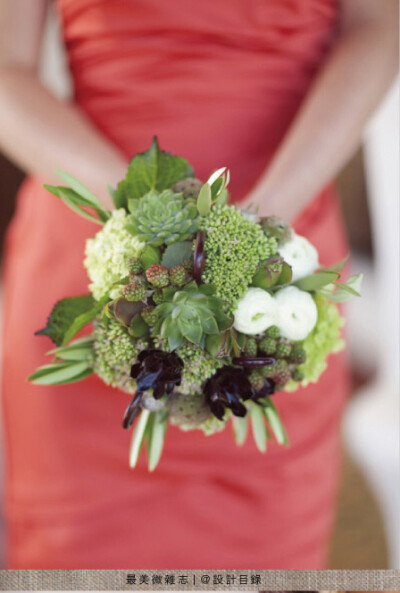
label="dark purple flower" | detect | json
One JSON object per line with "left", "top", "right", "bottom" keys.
{"left": 204, "top": 366, "right": 254, "bottom": 420}
{"left": 122, "top": 350, "right": 183, "bottom": 429}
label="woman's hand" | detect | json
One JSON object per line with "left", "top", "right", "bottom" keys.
{"left": 0, "top": 0, "right": 128, "bottom": 208}
{"left": 243, "top": 0, "right": 399, "bottom": 223}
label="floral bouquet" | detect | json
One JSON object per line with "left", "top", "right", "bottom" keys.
{"left": 29, "top": 138, "right": 362, "bottom": 470}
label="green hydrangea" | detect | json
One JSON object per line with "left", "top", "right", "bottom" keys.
{"left": 84, "top": 209, "right": 145, "bottom": 301}
{"left": 175, "top": 343, "right": 224, "bottom": 395}
{"left": 92, "top": 318, "right": 145, "bottom": 394}
{"left": 285, "top": 294, "right": 345, "bottom": 391}
{"left": 201, "top": 205, "right": 277, "bottom": 310}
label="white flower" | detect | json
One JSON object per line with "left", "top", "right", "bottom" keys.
{"left": 275, "top": 286, "right": 318, "bottom": 341}
{"left": 84, "top": 209, "right": 145, "bottom": 300}
{"left": 278, "top": 233, "right": 319, "bottom": 282}
{"left": 233, "top": 287, "right": 277, "bottom": 335}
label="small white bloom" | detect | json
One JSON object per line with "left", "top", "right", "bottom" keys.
{"left": 278, "top": 233, "right": 319, "bottom": 282}
{"left": 275, "top": 286, "right": 318, "bottom": 341}
{"left": 233, "top": 287, "right": 277, "bottom": 335}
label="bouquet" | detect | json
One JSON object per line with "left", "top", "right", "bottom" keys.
{"left": 29, "top": 138, "right": 362, "bottom": 470}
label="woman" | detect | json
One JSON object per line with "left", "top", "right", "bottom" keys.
{"left": 0, "top": 0, "right": 397, "bottom": 569}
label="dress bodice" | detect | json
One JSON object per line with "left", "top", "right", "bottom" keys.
{"left": 55, "top": 0, "right": 339, "bottom": 198}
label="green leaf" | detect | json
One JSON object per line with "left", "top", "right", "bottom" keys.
{"left": 107, "top": 184, "right": 117, "bottom": 207}
{"left": 320, "top": 273, "right": 363, "bottom": 302}
{"left": 28, "top": 360, "right": 92, "bottom": 385}
{"left": 36, "top": 295, "right": 96, "bottom": 346}
{"left": 147, "top": 412, "right": 168, "bottom": 471}
{"left": 140, "top": 245, "right": 161, "bottom": 270}
{"left": 294, "top": 271, "right": 340, "bottom": 292}
{"left": 115, "top": 137, "right": 194, "bottom": 208}
{"left": 319, "top": 254, "right": 349, "bottom": 273}
{"left": 129, "top": 314, "right": 149, "bottom": 338}
{"left": 274, "top": 261, "right": 293, "bottom": 287}
{"left": 178, "top": 310, "right": 203, "bottom": 345}
{"left": 62, "top": 296, "right": 109, "bottom": 345}
{"left": 161, "top": 241, "right": 193, "bottom": 269}
{"left": 232, "top": 415, "right": 248, "bottom": 446}
{"left": 250, "top": 405, "right": 267, "bottom": 453}
{"left": 205, "top": 333, "right": 226, "bottom": 357}
{"left": 201, "top": 316, "right": 219, "bottom": 335}
{"left": 48, "top": 335, "right": 94, "bottom": 361}
{"left": 263, "top": 399, "right": 289, "bottom": 446}
{"left": 55, "top": 170, "right": 104, "bottom": 209}
{"left": 197, "top": 183, "right": 212, "bottom": 216}
{"left": 129, "top": 409, "right": 151, "bottom": 469}
{"left": 44, "top": 184, "right": 109, "bottom": 224}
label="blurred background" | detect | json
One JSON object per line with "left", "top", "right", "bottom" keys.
{"left": 0, "top": 5, "right": 398, "bottom": 570}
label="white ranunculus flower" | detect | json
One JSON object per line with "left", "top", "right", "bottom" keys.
{"left": 275, "top": 286, "right": 318, "bottom": 341}
{"left": 277, "top": 232, "right": 319, "bottom": 282}
{"left": 233, "top": 287, "right": 277, "bottom": 335}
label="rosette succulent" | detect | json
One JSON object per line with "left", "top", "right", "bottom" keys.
{"left": 153, "top": 282, "right": 232, "bottom": 350}
{"left": 127, "top": 189, "right": 199, "bottom": 246}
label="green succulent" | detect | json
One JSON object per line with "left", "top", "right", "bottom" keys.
{"left": 153, "top": 282, "right": 231, "bottom": 350}
{"left": 127, "top": 189, "right": 199, "bottom": 246}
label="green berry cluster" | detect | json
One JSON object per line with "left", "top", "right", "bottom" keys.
{"left": 174, "top": 343, "right": 224, "bottom": 395}
{"left": 201, "top": 205, "right": 277, "bottom": 311}
{"left": 92, "top": 319, "right": 146, "bottom": 394}
{"left": 239, "top": 325, "right": 307, "bottom": 388}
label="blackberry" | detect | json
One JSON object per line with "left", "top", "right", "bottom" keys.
{"left": 151, "top": 290, "right": 164, "bottom": 305}
{"left": 145, "top": 264, "right": 169, "bottom": 288}
{"left": 123, "top": 280, "right": 146, "bottom": 302}
{"left": 126, "top": 256, "right": 143, "bottom": 275}
{"left": 289, "top": 345, "right": 307, "bottom": 364}
{"left": 169, "top": 265, "right": 187, "bottom": 287}
{"left": 292, "top": 368, "right": 305, "bottom": 382}
{"left": 276, "top": 341, "right": 292, "bottom": 358}
{"left": 248, "top": 369, "right": 264, "bottom": 389}
{"left": 259, "top": 337, "right": 277, "bottom": 355}
{"left": 141, "top": 305, "right": 157, "bottom": 326}
{"left": 266, "top": 325, "right": 280, "bottom": 339}
{"left": 244, "top": 337, "right": 258, "bottom": 357}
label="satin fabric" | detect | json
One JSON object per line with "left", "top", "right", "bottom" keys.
{"left": 1, "top": 0, "right": 350, "bottom": 568}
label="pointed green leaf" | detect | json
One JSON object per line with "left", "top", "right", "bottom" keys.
{"left": 116, "top": 137, "right": 194, "bottom": 207}
{"left": 36, "top": 295, "right": 96, "bottom": 346}
{"left": 129, "top": 409, "right": 151, "bottom": 469}
{"left": 48, "top": 335, "right": 94, "bottom": 361}
{"left": 62, "top": 296, "right": 109, "bottom": 345}
{"left": 55, "top": 170, "right": 104, "bottom": 209}
{"left": 28, "top": 360, "right": 92, "bottom": 385}
{"left": 201, "top": 316, "right": 219, "bottom": 335}
{"left": 263, "top": 399, "right": 289, "bottom": 446}
{"left": 161, "top": 241, "right": 193, "bottom": 269}
{"left": 178, "top": 312, "right": 202, "bottom": 345}
{"left": 205, "top": 333, "right": 226, "bottom": 357}
{"left": 148, "top": 413, "right": 168, "bottom": 471}
{"left": 233, "top": 415, "right": 248, "bottom": 446}
{"left": 320, "top": 273, "right": 363, "bottom": 302}
{"left": 140, "top": 245, "right": 161, "bottom": 270}
{"left": 197, "top": 183, "right": 212, "bottom": 216}
{"left": 250, "top": 405, "right": 267, "bottom": 453}
{"left": 294, "top": 271, "right": 340, "bottom": 292}
{"left": 319, "top": 254, "right": 349, "bottom": 273}
{"left": 130, "top": 314, "right": 149, "bottom": 338}
{"left": 274, "top": 261, "right": 293, "bottom": 287}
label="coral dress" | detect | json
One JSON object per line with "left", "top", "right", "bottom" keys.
{"left": 1, "top": 0, "right": 350, "bottom": 568}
